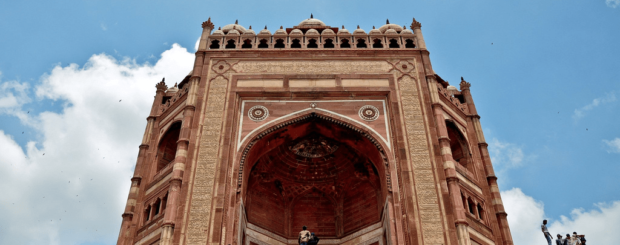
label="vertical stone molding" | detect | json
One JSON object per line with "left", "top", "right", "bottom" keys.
{"left": 397, "top": 74, "right": 445, "bottom": 244}
{"left": 187, "top": 75, "right": 230, "bottom": 244}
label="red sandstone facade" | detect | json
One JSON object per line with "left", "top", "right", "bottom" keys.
{"left": 117, "top": 16, "right": 514, "bottom": 245}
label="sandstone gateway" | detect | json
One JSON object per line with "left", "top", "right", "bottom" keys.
{"left": 117, "top": 17, "right": 514, "bottom": 245}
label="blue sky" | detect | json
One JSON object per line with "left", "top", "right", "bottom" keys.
{"left": 1, "top": 0, "right": 619, "bottom": 244}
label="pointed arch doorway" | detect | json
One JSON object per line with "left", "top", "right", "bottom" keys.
{"left": 238, "top": 113, "right": 395, "bottom": 245}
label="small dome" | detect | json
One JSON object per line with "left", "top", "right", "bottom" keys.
{"left": 306, "top": 29, "right": 320, "bottom": 35}
{"left": 221, "top": 22, "right": 247, "bottom": 34}
{"left": 384, "top": 29, "right": 398, "bottom": 35}
{"left": 212, "top": 28, "right": 224, "bottom": 35}
{"left": 258, "top": 28, "right": 271, "bottom": 35}
{"left": 243, "top": 27, "right": 256, "bottom": 35}
{"left": 227, "top": 29, "right": 240, "bottom": 35}
{"left": 321, "top": 29, "right": 335, "bottom": 35}
{"left": 274, "top": 27, "right": 287, "bottom": 35}
{"left": 401, "top": 28, "right": 414, "bottom": 35}
{"left": 368, "top": 28, "right": 382, "bottom": 35}
{"left": 167, "top": 84, "right": 179, "bottom": 93}
{"left": 447, "top": 85, "right": 458, "bottom": 95}
{"left": 298, "top": 18, "right": 327, "bottom": 28}
{"left": 353, "top": 26, "right": 366, "bottom": 35}
{"left": 379, "top": 24, "right": 403, "bottom": 33}
{"left": 290, "top": 29, "right": 303, "bottom": 35}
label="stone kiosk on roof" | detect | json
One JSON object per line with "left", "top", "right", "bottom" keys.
{"left": 116, "top": 16, "right": 514, "bottom": 245}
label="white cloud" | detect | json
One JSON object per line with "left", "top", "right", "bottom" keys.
{"left": 607, "top": 0, "right": 620, "bottom": 8}
{"left": 0, "top": 44, "right": 193, "bottom": 244}
{"left": 100, "top": 23, "right": 107, "bottom": 31}
{"left": 502, "top": 188, "right": 620, "bottom": 245}
{"left": 573, "top": 92, "right": 616, "bottom": 120}
{"left": 0, "top": 75, "right": 30, "bottom": 111}
{"left": 603, "top": 138, "right": 620, "bottom": 153}
{"left": 488, "top": 138, "right": 526, "bottom": 169}
{"left": 195, "top": 36, "right": 200, "bottom": 51}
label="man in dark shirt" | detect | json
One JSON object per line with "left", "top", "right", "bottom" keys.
{"left": 555, "top": 234, "right": 565, "bottom": 245}
{"left": 308, "top": 232, "right": 320, "bottom": 245}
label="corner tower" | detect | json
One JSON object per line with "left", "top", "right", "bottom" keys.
{"left": 117, "top": 16, "right": 514, "bottom": 245}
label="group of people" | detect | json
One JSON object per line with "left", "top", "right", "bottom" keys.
{"left": 298, "top": 226, "right": 320, "bottom": 245}
{"left": 541, "top": 220, "right": 586, "bottom": 245}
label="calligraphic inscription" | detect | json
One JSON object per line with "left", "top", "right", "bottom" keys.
{"left": 187, "top": 75, "right": 229, "bottom": 245}
{"left": 398, "top": 73, "right": 445, "bottom": 244}
{"left": 234, "top": 60, "right": 392, "bottom": 74}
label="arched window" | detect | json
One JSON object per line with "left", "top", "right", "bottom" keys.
{"left": 356, "top": 39, "right": 367, "bottom": 48}
{"left": 144, "top": 205, "right": 151, "bottom": 221}
{"left": 372, "top": 39, "right": 383, "bottom": 48}
{"left": 209, "top": 40, "right": 220, "bottom": 49}
{"left": 153, "top": 198, "right": 161, "bottom": 216}
{"left": 258, "top": 39, "right": 269, "bottom": 48}
{"left": 405, "top": 39, "right": 416, "bottom": 48}
{"left": 324, "top": 39, "right": 334, "bottom": 48}
{"left": 340, "top": 39, "right": 351, "bottom": 48}
{"left": 291, "top": 39, "right": 301, "bottom": 48}
{"left": 461, "top": 193, "right": 467, "bottom": 210}
{"left": 307, "top": 39, "right": 318, "bottom": 48}
{"left": 242, "top": 39, "right": 252, "bottom": 49}
{"left": 274, "top": 39, "right": 285, "bottom": 48}
{"left": 467, "top": 197, "right": 475, "bottom": 214}
{"left": 389, "top": 39, "right": 399, "bottom": 48}
{"left": 477, "top": 203, "right": 484, "bottom": 220}
{"left": 157, "top": 122, "right": 182, "bottom": 171}
{"left": 445, "top": 121, "right": 472, "bottom": 171}
{"left": 225, "top": 39, "right": 236, "bottom": 49}
{"left": 161, "top": 193, "right": 168, "bottom": 212}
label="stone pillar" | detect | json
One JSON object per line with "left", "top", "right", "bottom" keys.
{"left": 198, "top": 18, "right": 214, "bottom": 51}
{"left": 159, "top": 40, "right": 206, "bottom": 245}
{"left": 410, "top": 18, "right": 426, "bottom": 49}
{"left": 460, "top": 79, "right": 513, "bottom": 245}
{"left": 117, "top": 80, "right": 167, "bottom": 245}
{"left": 427, "top": 75, "right": 471, "bottom": 245}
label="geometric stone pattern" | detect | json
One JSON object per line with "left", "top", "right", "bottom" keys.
{"left": 187, "top": 74, "right": 230, "bottom": 245}
{"left": 393, "top": 62, "right": 445, "bottom": 244}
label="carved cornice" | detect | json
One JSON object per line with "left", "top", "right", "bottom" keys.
{"left": 410, "top": 18, "right": 422, "bottom": 29}
{"left": 201, "top": 17, "right": 214, "bottom": 30}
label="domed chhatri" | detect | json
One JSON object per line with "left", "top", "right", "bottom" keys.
{"left": 221, "top": 20, "right": 247, "bottom": 34}
{"left": 297, "top": 13, "right": 327, "bottom": 28}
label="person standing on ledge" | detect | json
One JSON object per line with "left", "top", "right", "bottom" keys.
{"left": 299, "top": 226, "right": 311, "bottom": 245}
{"left": 542, "top": 220, "right": 553, "bottom": 245}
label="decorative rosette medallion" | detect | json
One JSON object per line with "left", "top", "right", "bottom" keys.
{"left": 248, "top": 105, "right": 269, "bottom": 122}
{"left": 358, "top": 105, "right": 380, "bottom": 121}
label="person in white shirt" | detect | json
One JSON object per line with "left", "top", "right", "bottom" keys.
{"left": 541, "top": 220, "right": 553, "bottom": 245}
{"left": 570, "top": 232, "right": 582, "bottom": 245}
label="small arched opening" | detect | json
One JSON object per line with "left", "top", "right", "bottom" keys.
{"left": 467, "top": 197, "right": 475, "bottom": 215}
{"left": 446, "top": 120, "right": 473, "bottom": 172}
{"left": 477, "top": 203, "right": 484, "bottom": 220}
{"left": 388, "top": 39, "right": 399, "bottom": 48}
{"left": 356, "top": 39, "right": 367, "bottom": 48}
{"left": 156, "top": 122, "right": 182, "bottom": 172}
{"left": 291, "top": 39, "right": 302, "bottom": 48}
{"left": 372, "top": 39, "right": 383, "bottom": 48}
{"left": 340, "top": 39, "right": 351, "bottom": 48}
{"left": 242, "top": 39, "right": 252, "bottom": 49}
{"left": 307, "top": 39, "right": 318, "bottom": 48}
{"left": 258, "top": 39, "right": 269, "bottom": 48}
{"left": 323, "top": 39, "right": 334, "bottom": 48}
{"left": 225, "top": 39, "right": 236, "bottom": 49}
{"left": 209, "top": 40, "right": 220, "bottom": 49}
{"left": 144, "top": 205, "right": 151, "bottom": 222}
{"left": 405, "top": 39, "right": 416, "bottom": 48}
{"left": 153, "top": 198, "right": 161, "bottom": 216}
{"left": 274, "top": 39, "right": 285, "bottom": 48}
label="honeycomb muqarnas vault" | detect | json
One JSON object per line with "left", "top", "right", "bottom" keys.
{"left": 116, "top": 16, "right": 514, "bottom": 245}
